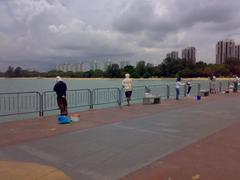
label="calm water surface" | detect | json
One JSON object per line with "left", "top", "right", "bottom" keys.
{"left": 0, "top": 78, "right": 178, "bottom": 93}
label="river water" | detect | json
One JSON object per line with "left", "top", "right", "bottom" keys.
{"left": 0, "top": 78, "right": 179, "bottom": 93}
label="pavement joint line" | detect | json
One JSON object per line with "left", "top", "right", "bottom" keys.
{"left": 111, "top": 124, "right": 191, "bottom": 140}
{"left": 112, "top": 124, "right": 162, "bottom": 135}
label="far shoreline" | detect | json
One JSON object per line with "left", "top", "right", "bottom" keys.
{"left": 0, "top": 77, "right": 234, "bottom": 81}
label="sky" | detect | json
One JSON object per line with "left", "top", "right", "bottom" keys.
{"left": 1, "top": 0, "right": 240, "bottom": 71}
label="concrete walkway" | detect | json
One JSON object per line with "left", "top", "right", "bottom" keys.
{"left": 0, "top": 93, "right": 240, "bottom": 179}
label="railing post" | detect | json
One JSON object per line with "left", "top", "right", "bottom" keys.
{"left": 40, "top": 93, "right": 44, "bottom": 117}
{"left": 118, "top": 88, "right": 122, "bottom": 107}
{"left": 184, "top": 84, "right": 187, "bottom": 96}
{"left": 219, "top": 81, "right": 222, "bottom": 92}
{"left": 90, "top": 90, "right": 93, "bottom": 109}
{"left": 197, "top": 83, "right": 201, "bottom": 96}
{"left": 209, "top": 81, "right": 211, "bottom": 92}
{"left": 227, "top": 81, "right": 230, "bottom": 90}
{"left": 167, "top": 85, "right": 170, "bottom": 99}
{"left": 39, "top": 93, "right": 42, "bottom": 117}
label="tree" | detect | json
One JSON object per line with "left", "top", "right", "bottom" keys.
{"left": 136, "top": 61, "right": 146, "bottom": 77}
{"left": 5, "top": 66, "right": 15, "bottom": 77}
{"left": 161, "top": 58, "right": 184, "bottom": 77}
{"left": 14, "top": 67, "right": 23, "bottom": 77}
{"left": 105, "top": 64, "right": 121, "bottom": 78}
{"left": 224, "top": 58, "right": 240, "bottom": 76}
{"left": 123, "top": 65, "right": 135, "bottom": 75}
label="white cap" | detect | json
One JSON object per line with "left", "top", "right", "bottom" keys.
{"left": 56, "top": 76, "right": 62, "bottom": 82}
{"left": 125, "top": 73, "right": 130, "bottom": 78}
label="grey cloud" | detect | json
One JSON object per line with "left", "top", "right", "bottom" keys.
{"left": 113, "top": 0, "right": 240, "bottom": 44}
{"left": 1, "top": 0, "right": 240, "bottom": 70}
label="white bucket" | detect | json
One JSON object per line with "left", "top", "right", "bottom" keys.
{"left": 70, "top": 114, "right": 80, "bottom": 122}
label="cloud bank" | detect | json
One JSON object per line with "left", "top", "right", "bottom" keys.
{"left": 0, "top": 0, "right": 240, "bottom": 70}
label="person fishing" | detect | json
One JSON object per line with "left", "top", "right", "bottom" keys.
{"left": 186, "top": 80, "right": 192, "bottom": 96}
{"left": 122, "top": 73, "right": 133, "bottom": 106}
{"left": 53, "top": 76, "right": 68, "bottom": 115}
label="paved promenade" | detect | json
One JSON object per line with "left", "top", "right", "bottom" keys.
{"left": 0, "top": 93, "right": 240, "bottom": 179}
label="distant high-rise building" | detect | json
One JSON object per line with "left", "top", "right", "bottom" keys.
{"left": 56, "top": 63, "right": 84, "bottom": 72}
{"left": 166, "top": 51, "right": 179, "bottom": 60}
{"left": 82, "top": 62, "right": 91, "bottom": 72}
{"left": 182, "top": 47, "right": 196, "bottom": 63}
{"left": 235, "top": 45, "right": 240, "bottom": 60}
{"left": 216, "top": 39, "right": 235, "bottom": 64}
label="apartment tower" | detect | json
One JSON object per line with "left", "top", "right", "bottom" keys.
{"left": 235, "top": 45, "right": 240, "bottom": 60}
{"left": 216, "top": 39, "right": 235, "bottom": 64}
{"left": 166, "top": 51, "right": 179, "bottom": 60}
{"left": 181, "top": 47, "right": 196, "bottom": 63}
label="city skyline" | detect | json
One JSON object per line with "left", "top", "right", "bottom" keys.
{"left": 216, "top": 39, "right": 240, "bottom": 64}
{"left": 1, "top": 0, "right": 240, "bottom": 71}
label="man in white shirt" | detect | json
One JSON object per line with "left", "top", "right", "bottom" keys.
{"left": 122, "top": 73, "right": 133, "bottom": 106}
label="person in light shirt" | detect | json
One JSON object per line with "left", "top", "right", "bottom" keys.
{"left": 176, "top": 77, "right": 185, "bottom": 100}
{"left": 122, "top": 73, "right": 133, "bottom": 106}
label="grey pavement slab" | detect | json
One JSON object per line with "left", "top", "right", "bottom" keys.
{"left": 0, "top": 96, "right": 240, "bottom": 180}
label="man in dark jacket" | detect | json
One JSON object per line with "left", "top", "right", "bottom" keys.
{"left": 53, "top": 76, "right": 68, "bottom": 115}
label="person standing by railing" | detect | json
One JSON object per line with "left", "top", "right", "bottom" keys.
{"left": 176, "top": 77, "right": 185, "bottom": 100}
{"left": 53, "top": 76, "right": 68, "bottom": 115}
{"left": 122, "top": 73, "right": 133, "bottom": 106}
{"left": 209, "top": 74, "right": 217, "bottom": 94}
{"left": 186, "top": 80, "right": 192, "bottom": 96}
{"left": 232, "top": 75, "right": 239, "bottom": 93}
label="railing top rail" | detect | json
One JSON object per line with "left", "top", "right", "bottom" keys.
{"left": 133, "top": 85, "right": 146, "bottom": 88}
{"left": 0, "top": 91, "right": 40, "bottom": 95}
{"left": 43, "top": 89, "right": 91, "bottom": 94}
{"left": 148, "top": 84, "right": 168, "bottom": 87}
{"left": 93, "top": 87, "right": 120, "bottom": 90}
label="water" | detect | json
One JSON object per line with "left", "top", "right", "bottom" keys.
{"left": 0, "top": 78, "right": 177, "bottom": 93}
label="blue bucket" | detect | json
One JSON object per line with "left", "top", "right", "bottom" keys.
{"left": 58, "top": 115, "right": 71, "bottom": 124}
{"left": 196, "top": 95, "right": 201, "bottom": 100}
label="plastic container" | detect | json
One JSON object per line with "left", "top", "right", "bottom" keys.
{"left": 70, "top": 114, "right": 80, "bottom": 122}
{"left": 58, "top": 115, "right": 71, "bottom": 124}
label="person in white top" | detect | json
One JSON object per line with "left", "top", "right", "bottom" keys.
{"left": 122, "top": 73, "right": 133, "bottom": 106}
{"left": 233, "top": 75, "right": 239, "bottom": 92}
{"left": 176, "top": 77, "right": 185, "bottom": 100}
{"left": 210, "top": 74, "right": 217, "bottom": 94}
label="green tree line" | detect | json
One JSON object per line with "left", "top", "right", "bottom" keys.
{"left": 1, "top": 58, "right": 240, "bottom": 78}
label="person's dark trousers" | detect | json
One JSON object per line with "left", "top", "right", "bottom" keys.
{"left": 57, "top": 96, "right": 68, "bottom": 115}
{"left": 176, "top": 88, "right": 180, "bottom": 100}
{"left": 187, "top": 87, "right": 191, "bottom": 94}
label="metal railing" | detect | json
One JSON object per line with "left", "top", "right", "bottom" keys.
{"left": 0, "top": 80, "right": 231, "bottom": 119}
{"left": 129, "top": 86, "right": 146, "bottom": 101}
{"left": 42, "top": 89, "right": 91, "bottom": 116}
{"left": 0, "top": 91, "right": 41, "bottom": 116}
{"left": 93, "top": 88, "right": 121, "bottom": 108}
{"left": 147, "top": 85, "right": 168, "bottom": 99}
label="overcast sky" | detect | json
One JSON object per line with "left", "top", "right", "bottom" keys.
{"left": 1, "top": 0, "right": 240, "bottom": 71}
